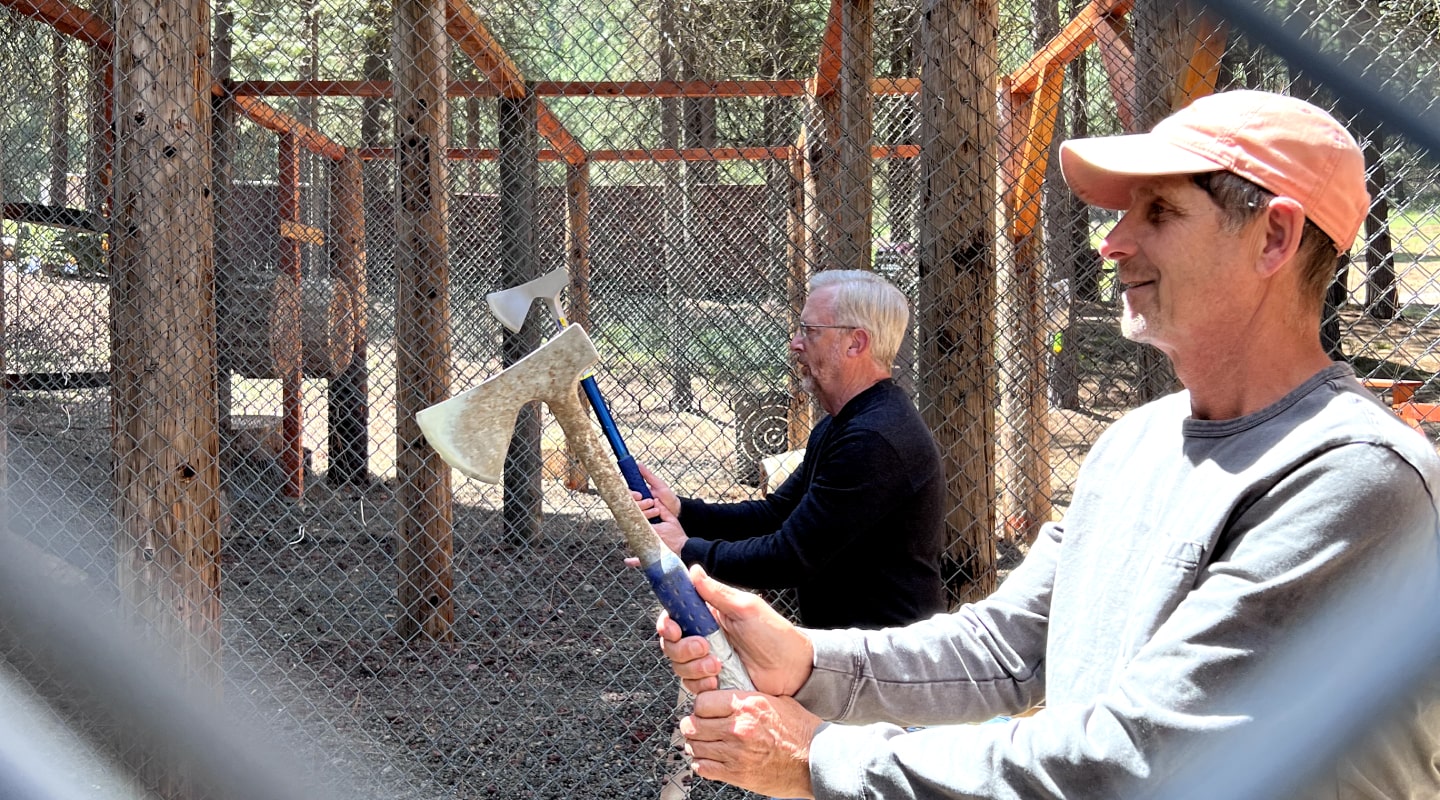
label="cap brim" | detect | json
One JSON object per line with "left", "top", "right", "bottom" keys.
{"left": 1059, "top": 134, "right": 1227, "bottom": 210}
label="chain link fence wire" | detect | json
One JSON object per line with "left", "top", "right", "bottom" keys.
{"left": 0, "top": 0, "right": 1438, "bottom": 797}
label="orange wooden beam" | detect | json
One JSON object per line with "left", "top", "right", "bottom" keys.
{"left": 445, "top": 0, "right": 586, "bottom": 167}
{"left": 229, "top": 78, "right": 918, "bottom": 100}
{"left": 279, "top": 220, "right": 325, "bottom": 246}
{"left": 812, "top": 0, "right": 844, "bottom": 97}
{"left": 229, "top": 94, "right": 347, "bottom": 162}
{"left": 1177, "top": 16, "right": 1228, "bottom": 106}
{"left": 2, "top": 0, "right": 111, "bottom": 48}
{"left": 1009, "top": 0, "right": 1133, "bottom": 97}
{"left": 1005, "top": 67, "right": 1066, "bottom": 240}
{"left": 356, "top": 144, "right": 918, "bottom": 163}
{"left": 443, "top": 0, "right": 529, "bottom": 99}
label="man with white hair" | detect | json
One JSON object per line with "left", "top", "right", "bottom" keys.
{"left": 654, "top": 90, "right": 1440, "bottom": 799}
{"left": 637, "top": 268, "right": 947, "bottom": 631}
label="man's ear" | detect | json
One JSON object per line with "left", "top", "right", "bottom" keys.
{"left": 1258, "top": 196, "right": 1307, "bottom": 278}
{"left": 847, "top": 328, "right": 870, "bottom": 358}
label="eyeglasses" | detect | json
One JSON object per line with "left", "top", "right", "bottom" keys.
{"left": 795, "top": 322, "right": 857, "bottom": 338}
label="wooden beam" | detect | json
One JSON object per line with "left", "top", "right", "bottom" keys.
{"left": 812, "top": 0, "right": 844, "bottom": 96}
{"left": 1009, "top": 0, "right": 1133, "bottom": 96}
{"left": 1177, "top": 16, "right": 1228, "bottom": 105}
{"left": 1007, "top": 66, "right": 1066, "bottom": 240}
{"left": 229, "top": 94, "right": 347, "bottom": 162}
{"left": 355, "top": 144, "right": 917, "bottom": 163}
{"left": 444, "top": 0, "right": 586, "bottom": 167}
{"left": 1093, "top": 12, "right": 1137, "bottom": 130}
{"left": 1, "top": 0, "right": 111, "bottom": 48}
{"left": 279, "top": 219, "right": 325, "bottom": 246}
{"left": 2, "top": 201, "right": 106, "bottom": 232}
{"left": 443, "top": 0, "right": 529, "bottom": 98}
{"left": 228, "top": 78, "right": 916, "bottom": 100}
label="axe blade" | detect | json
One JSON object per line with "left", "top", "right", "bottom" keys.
{"left": 486, "top": 266, "right": 569, "bottom": 333}
{"left": 417, "top": 325, "right": 600, "bottom": 483}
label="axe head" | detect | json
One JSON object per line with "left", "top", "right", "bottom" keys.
{"left": 417, "top": 324, "right": 599, "bottom": 483}
{"left": 486, "top": 266, "right": 569, "bottom": 333}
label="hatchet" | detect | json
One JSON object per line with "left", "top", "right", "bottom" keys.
{"left": 487, "top": 267, "right": 659, "bottom": 515}
{"left": 416, "top": 324, "right": 752, "bottom": 691}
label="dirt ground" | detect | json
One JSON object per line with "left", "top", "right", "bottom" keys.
{"left": 6, "top": 270, "right": 1440, "bottom": 799}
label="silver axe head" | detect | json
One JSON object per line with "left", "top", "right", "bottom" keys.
{"left": 486, "top": 266, "right": 569, "bottom": 333}
{"left": 416, "top": 323, "right": 597, "bottom": 484}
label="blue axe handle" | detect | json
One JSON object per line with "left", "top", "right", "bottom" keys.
{"left": 579, "top": 375, "right": 650, "bottom": 500}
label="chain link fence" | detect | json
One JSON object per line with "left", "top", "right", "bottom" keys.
{"left": 0, "top": 0, "right": 1438, "bottom": 797}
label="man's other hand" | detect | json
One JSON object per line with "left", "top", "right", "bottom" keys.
{"left": 681, "top": 690, "right": 821, "bottom": 799}
{"left": 656, "top": 566, "right": 814, "bottom": 697}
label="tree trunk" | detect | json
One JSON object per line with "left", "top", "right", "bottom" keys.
{"left": 498, "top": 94, "right": 544, "bottom": 545}
{"left": 918, "top": 0, "right": 997, "bottom": 606}
{"left": 1127, "top": 0, "right": 1188, "bottom": 401}
{"left": 658, "top": 0, "right": 694, "bottom": 411}
{"left": 213, "top": 8, "right": 235, "bottom": 429}
{"left": 393, "top": 0, "right": 455, "bottom": 642}
{"left": 1363, "top": 132, "right": 1397, "bottom": 320}
{"left": 111, "top": 0, "right": 223, "bottom": 793}
{"left": 1047, "top": 0, "right": 1092, "bottom": 408}
{"left": 49, "top": 29, "right": 69, "bottom": 206}
{"left": 327, "top": 154, "right": 371, "bottom": 486}
{"left": 807, "top": 0, "right": 874, "bottom": 273}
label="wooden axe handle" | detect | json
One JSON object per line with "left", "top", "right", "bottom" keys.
{"left": 548, "top": 386, "right": 754, "bottom": 692}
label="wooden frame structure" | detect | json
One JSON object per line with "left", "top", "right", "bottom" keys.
{"left": 4, "top": 0, "right": 1231, "bottom": 639}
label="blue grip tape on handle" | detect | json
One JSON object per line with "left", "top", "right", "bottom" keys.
{"left": 642, "top": 553, "right": 719, "bottom": 638}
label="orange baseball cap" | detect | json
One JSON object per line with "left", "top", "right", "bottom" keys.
{"left": 1059, "top": 90, "right": 1369, "bottom": 252}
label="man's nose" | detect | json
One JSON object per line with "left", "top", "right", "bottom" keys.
{"left": 1099, "top": 213, "right": 1135, "bottom": 262}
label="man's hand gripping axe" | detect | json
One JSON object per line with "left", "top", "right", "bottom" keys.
{"left": 416, "top": 325, "right": 752, "bottom": 691}
{"left": 487, "top": 267, "right": 660, "bottom": 516}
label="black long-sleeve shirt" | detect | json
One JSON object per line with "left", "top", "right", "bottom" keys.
{"left": 678, "top": 380, "right": 946, "bottom": 629}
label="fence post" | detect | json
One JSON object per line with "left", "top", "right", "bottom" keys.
{"left": 328, "top": 153, "right": 371, "bottom": 486}
{"left": 394, "top": 0, "right": 455, "bottom": 642}
{"left": 918, "top": 0, "right": 999, "bottom": 605}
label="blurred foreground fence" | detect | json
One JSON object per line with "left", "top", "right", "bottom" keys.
{"left": 0, "top": 0, "right": 1438, "bottom": 796}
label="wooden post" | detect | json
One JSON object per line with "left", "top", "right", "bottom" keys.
{"left": 836, "top": 0, "right": 874, "bottom": 270}
{"left": 49, "top": 29, "right": 70, "bottom": 206}
{"left": 563, "top": 161, "right": 592, "bottom": 491}
{"left": 213, "top": 9, "right": 235, "bottom": 432}
{"left": 277, "top": 133, "right": 306, "bottom": 499}
{"left": 918, "top": 0, "right": 998, "bottom": 605}
{"left": 1128, "top": 0, "right": 1190, "bottom": 401}
{"left": 998, "top": 69, "right": 1063, "bottom": 543}
{"left": 110, "top": 7, "right": 223, "bottom": 796}
{"left": 394, "top": 0, "right": 455, "bottom": 642}
{"left": 328, "top": 153, "right": 371, "bottom": 486}
{"left": 87, "top": 0, "right": 114, "bottom": 213}
{"left": 498, "top": 91, "right": 543, "bottom": 545}
{"left": 785, "top": 147, "right": 813, "bottom": 448}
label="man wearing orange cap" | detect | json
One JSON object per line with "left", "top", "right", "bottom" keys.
{"left": 650, "top": 90, "right": 1440, "bottom": 799}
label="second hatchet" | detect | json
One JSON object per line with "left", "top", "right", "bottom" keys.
{"left": 487, "top": 266, "right": 660, "bottom": 514}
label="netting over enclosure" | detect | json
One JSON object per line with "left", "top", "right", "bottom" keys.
{"left": 1, "top": 0, "right": 1439, "bottom": 797}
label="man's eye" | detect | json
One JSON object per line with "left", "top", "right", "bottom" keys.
{"left": 1147, "top": 202, "right": 1172, "bottom": 222}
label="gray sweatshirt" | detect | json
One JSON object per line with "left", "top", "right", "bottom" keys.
{"left": 798, "top": 364, "right": 1440, "bottom": 799}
